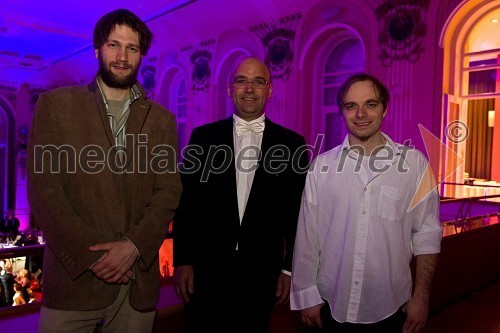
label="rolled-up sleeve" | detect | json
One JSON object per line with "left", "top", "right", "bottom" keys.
{"left": 411, "top": 161, "right": 443, "bottom": 255}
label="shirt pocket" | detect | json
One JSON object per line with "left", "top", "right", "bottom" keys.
{"left": 378, "top": 185, "right": 408, "bottom": 222}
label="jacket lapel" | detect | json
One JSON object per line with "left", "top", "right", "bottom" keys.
{"left": 240, "top": 118, "right": 275, "bottom": 225}
{"left": 90, "top": 81, "right": 115, "bottom": 148}
{"left": 124, "top": 99, "right": 150, "bottom": 168}
{"left": 220, "top": 117, "right": 241, "bottom": 228}
{"left": 89, "top": 80, "right": 150, "bottom": 168}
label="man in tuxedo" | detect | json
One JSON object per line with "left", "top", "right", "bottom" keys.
{"left": 173, "top": 57, "right": 308, "bottom": 333}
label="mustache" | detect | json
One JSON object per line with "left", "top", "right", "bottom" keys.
{"left": 110, "top": 61, "right": 131, "bottom": 69}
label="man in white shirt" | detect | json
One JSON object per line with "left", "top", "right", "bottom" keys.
{"left": 291, "top": 73, "right": 442, "bottom": 333}
{"left": 173, "top": 57, "right": 308, "bottom": 333}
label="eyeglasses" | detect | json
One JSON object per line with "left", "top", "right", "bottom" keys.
{"left": 231, "top": 79, "right": 269, "bottom": 89}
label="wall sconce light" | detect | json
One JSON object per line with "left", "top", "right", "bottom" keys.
{"left": 488, "top": 110, "right": 495, "bottom": 127}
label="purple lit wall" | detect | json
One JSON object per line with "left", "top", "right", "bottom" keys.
{"left": 0, "top": 0, "right": 500, "bottom": 227}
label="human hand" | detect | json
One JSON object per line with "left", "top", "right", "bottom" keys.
{"left": 275, "top": 273, "right": 290, "bottom": 306}
{"left": 173, "top": 265, "right": 194, "bottom": 303}
{"left": 402, "top": 295, "right": 429, "bottom": 333}
{"left": 300, "top": 303, "right": 324, "bottom": 329}
{"left": 89, "top": 239, "right": 138, "bottom": 284}
{"left": 119, "top": 269, "right": 135, "bottom": 284}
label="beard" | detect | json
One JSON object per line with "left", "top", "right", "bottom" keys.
{"left": 98, "top": 54, "right": 140, "bottom": 89}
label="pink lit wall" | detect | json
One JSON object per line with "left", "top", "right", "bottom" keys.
{"left": 1, "top": 0, "right": 499, "bottom": 220}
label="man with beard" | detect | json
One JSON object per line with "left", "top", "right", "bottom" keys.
{"left": 27, "top": 9, "right": 182, "bottom": 333}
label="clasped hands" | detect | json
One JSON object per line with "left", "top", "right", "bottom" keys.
{"left": 89, "top": 239, "right": 138, "bottom": 284}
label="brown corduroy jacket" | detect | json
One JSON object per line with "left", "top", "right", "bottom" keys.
{"left": 27, "top": 80, "right": 182, "bottom": 311}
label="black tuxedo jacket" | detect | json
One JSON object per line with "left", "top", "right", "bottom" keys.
{"left": 174, "top": 116, "right": 308, "bottom": 288}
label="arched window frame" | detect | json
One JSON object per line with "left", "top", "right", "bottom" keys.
{"left": 314, "top": 33, "right": 365, "bottom": 152}
{"left": 440, "top": 1, "right": 500, "bottom": 198}
{"left": 170, "top": 74, "right": 188, "bottom": 151}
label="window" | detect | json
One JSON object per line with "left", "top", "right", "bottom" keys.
{"left": 441, "top": 3, "right": 500, "bottom": 200}
{"left": 320, "top": 38, "right": 364, "bottom": 151}
{"left": 175, "top": 79, "right": 187, "bottom": 151}
{"left": 461, "top": 12, "right": 500, "bottom": 181}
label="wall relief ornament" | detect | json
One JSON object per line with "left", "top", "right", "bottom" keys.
{"left": 140, "top": 57, "right": 158, "bottom": 99}
{"left": 17, "top": 126, "right": 28, "bottom": 180}
{"left": 182, "top": 39, "right": 215, "bottom": 94}
{"left": 375, "top": 0, "right": 429, "bottom": 66}
{"left": 250, "top": 13, "right": 301, "bottom": 80}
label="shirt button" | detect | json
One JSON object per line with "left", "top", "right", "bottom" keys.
{"left": 355, "top": 281, "right": 359, "bottom": 285}
{"left": 364, "top": 188, "right": 367, "bottom": 192}
{"left": 362, "top": 210, "right": 366, "bottom": 215}
{"left": 116, "top": 196, "right": 122, "bottom": 203}
{"left": 357, "top": 257, "right": 362, "bottom": 261}
{"left": 361, "top": 234, "right": 365, "bottom": 238}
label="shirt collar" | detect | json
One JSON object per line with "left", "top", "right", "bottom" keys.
{"left": 96, "top": 77, "right": 141, "bottom": 108}
{"left": 337, "top": 132, "right": 401, "bottom": 162}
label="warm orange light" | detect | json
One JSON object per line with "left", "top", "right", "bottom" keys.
{"left": 159, "top": 238, "right": 174, "bottom": 279}
{"left": 492, "top": 18, "right": 499, "bottom": 24}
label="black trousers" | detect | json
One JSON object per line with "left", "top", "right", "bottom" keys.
{"left": 316, "top": 301, "right": 406, "bottom": 333}
{"left": 184, "top": 252, "right": 277, "bottom": 333}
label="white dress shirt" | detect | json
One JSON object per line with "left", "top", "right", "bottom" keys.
{"left": 233, "top": 114, "right": 265, "bottom": 223}
{"left": 290, "top": 133, "right": 442, "bottom": 323}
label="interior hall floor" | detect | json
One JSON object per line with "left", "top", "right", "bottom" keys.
{"left": 269, "top": 281, "right": 500, "bottom": 333}
{"left": 422, "top": 279, "right": 500, "bottom": 333}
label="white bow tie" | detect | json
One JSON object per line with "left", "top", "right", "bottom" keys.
{"left": 235, "top": 121, "right": 265, "bottom": 136}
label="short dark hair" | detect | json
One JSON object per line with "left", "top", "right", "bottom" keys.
{"left": 93, "top": 9, "right": 153, "bottom": 56}
{"left": 336, "top": 73, "right": 390, "bottom": 110}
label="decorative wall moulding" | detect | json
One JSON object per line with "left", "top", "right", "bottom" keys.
{"left": 17, "top": 125, "right": 29, "bottom": 180}
{"left": 375, "top": 0, "right": 429, "bottom": 66}
{"left": 140, "top": 56, "right": 158, "bottom": 99}
{"left": 182, "top": 39, "right": 216, "bottom": 94}
{"left": 250, "top": 13, "right": 302, "bottom": 81}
